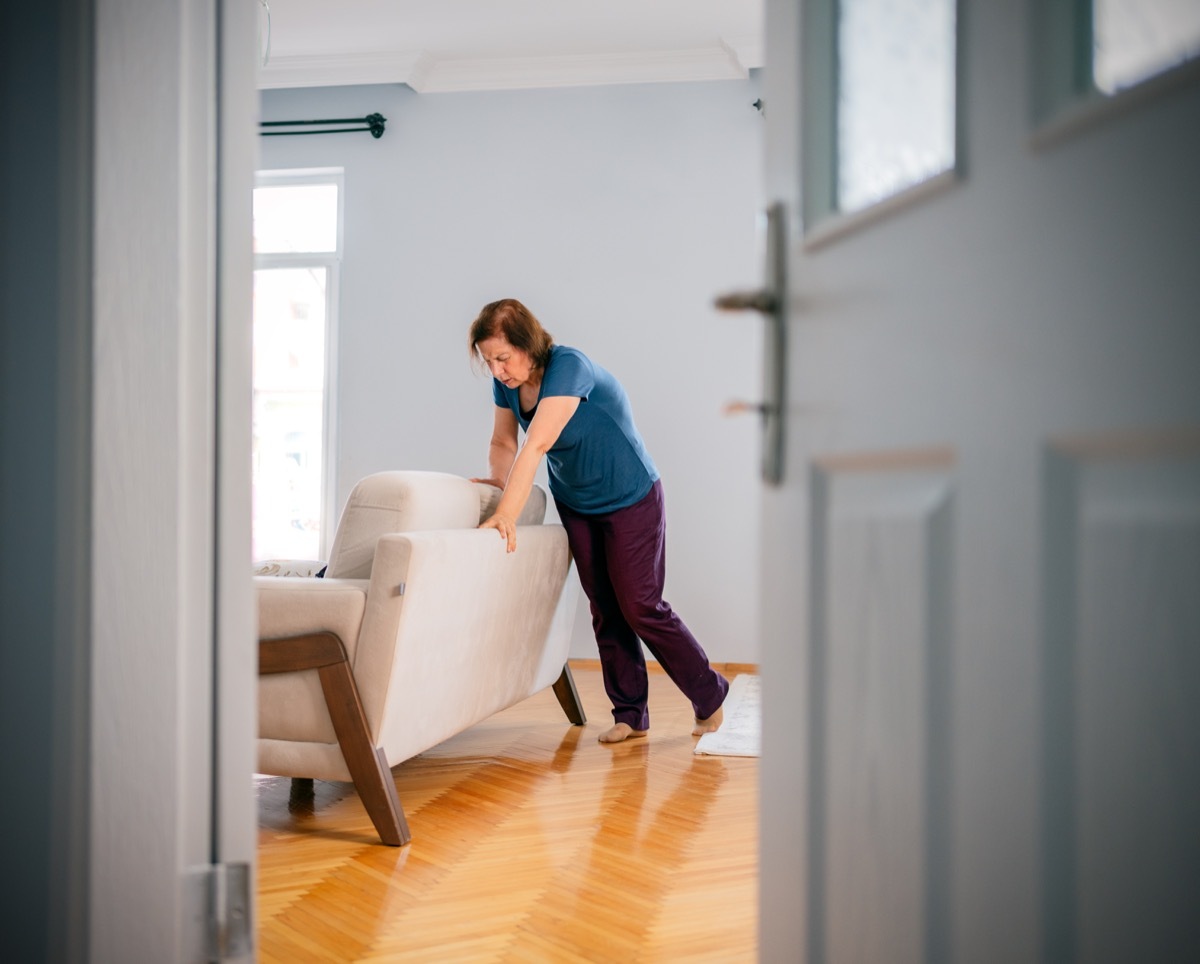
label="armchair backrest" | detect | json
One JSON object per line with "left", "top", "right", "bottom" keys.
{"left": 324, "top": 470, "right": 547, "bottom": 579}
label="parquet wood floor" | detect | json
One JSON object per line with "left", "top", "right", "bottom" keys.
{"left": 256, "top": 660, "right": 759, "bottom": 962}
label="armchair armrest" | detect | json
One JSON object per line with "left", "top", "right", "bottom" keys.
{"left": 255, "top": 576, "right": 373, "bottom": 758}
{"left": 254, "top": 576, "right": 370, "bottom": 649}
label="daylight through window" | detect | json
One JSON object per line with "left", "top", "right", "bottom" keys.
{"left": 252, "top": 171, "right": 342, "bottom": 563}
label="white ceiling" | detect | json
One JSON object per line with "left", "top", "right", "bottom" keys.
{"left": 257, "top": 0, "right": 764, "bottom": 93}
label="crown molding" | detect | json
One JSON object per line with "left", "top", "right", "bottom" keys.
{"left": 258, "top": 51, "right": 423, "bottom": 89}
{"left": 721, "top": 33, "right": 763, "bottom": 73}
{"left": 257, "top": 38, "right": 763, "bottom": 93}
{"left": 411, "top": 46, "right": 750, "bottom": 93}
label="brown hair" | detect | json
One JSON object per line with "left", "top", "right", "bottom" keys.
{"left": 468, "top": 298, "right": 555, "bottom": 373}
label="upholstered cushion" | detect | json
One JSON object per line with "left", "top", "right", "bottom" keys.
{"left": 255, "top": 576, "right": 370, "bottom": 745}
{"left": 472, "top": 481, "right": 547, "bottom": 526}
{"left": 324, "top": 471, "right": 482, "bottom": 579}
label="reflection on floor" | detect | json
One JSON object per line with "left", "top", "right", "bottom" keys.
{"left": 256, "top": 660, "right": 759, "bottom": 962}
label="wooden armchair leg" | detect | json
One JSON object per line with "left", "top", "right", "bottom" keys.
{"left": 551, "top": 663, "right": 587, "bottom": 725}
{"left": 288, "top": 777, "right": 314, "bottom": 813}
{"left": 317, "top": 660, "right": 411, "bottom": 846}
{"left": 260, "top": 632, "right": 412, "bottom": 846}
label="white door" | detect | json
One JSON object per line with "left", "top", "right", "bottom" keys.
{"left": 754, "top": 0, "right": 1200, "bottom": 961}
{"left": 89, "top": 1, "right": 257, "bottom": 960}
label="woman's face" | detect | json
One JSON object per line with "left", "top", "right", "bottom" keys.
{"left": 477, "top": 336, "right": 536, "bottom": 388}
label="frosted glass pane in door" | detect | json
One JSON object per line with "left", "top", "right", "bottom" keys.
{"left": 252, "top": 267, "right": 327, "bottom": 561}
{"left": 1093, "top": 0, "right": 1200, "bottom": 94}
{"left": 837, "top": 0, "right": 957, "bottom": 213}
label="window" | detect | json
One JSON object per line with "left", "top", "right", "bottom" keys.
{"left": 1034, "top": 0, "right": 1200, "bottom": 129}
{"left": 803, "top": 0, "right": 959, "bottom": 234}
{"left": 1093, "top": 0, "right": 1200, "bottom": 94}
{"left": 252, "top": 170, "right": 342, "bottom": 562}
{"left": 836, "top": 0, "right": 957, "bottom": 214}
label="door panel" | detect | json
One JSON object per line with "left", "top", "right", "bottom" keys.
{"left": 1043, "top": 434, "right": 1200, "bottom": 963}
{"left": 758, "top": 0, "right": 1200, "bottom": 960}
{"left": 814, "top": 452, "right": 955, "bottom": 964}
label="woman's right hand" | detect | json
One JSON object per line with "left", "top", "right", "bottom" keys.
{"left": 479, "top": 511, "right": 518, "bottom": 552}
{"left": 469, "top": 477, "right": 505, "bottom": 489}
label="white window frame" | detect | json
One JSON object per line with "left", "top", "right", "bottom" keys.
{"left": 253, "top": 167, "right": 343, "bottom": 560}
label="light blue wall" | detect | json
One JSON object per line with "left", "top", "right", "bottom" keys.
{"left": 259, "top": 76, "right": 764, "bottom": 664}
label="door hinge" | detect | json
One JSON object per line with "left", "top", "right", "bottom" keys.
{"left": 185, "top": 862, "right": 253, "bottom": 962}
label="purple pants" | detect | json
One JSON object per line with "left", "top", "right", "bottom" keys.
{"left": 555, "top": 480, "right": 729, "bottom": 731}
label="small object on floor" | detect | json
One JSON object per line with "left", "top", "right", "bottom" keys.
{"left": 598, "top": 722, "right": 649, "bottom": 743}
{"left": 695, "top": 675, "right": 760, "bottom": 758}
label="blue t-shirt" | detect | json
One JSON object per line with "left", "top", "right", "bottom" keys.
{"left": 492, "top": 345, "right": 659, "bottom": 514}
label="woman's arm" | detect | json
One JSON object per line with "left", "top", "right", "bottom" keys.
{"left": 480, "top": 395, "right": 580, "bottom": 552}
{"left": 471, "top": 406, "right": 519, "bottom": 489}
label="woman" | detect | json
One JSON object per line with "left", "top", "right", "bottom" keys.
{"left": 468, "top": 298, "right": 728, "bottom": 744}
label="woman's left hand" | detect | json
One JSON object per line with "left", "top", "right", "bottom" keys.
{"left": 479, "top": 512, "right": 518, "bottom": 553}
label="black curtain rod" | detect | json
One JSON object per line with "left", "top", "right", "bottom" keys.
{"left": 259, "top": 113, "right": 386, "bottom": 138}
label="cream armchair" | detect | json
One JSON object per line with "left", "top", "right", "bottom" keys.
{"left": 254, "top": 470, "right": 584, "bottom": 845}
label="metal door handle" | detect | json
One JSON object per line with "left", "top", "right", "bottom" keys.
{"left": 723, "top": 400, "right": 769, "bottom": 416}
{"left": 714, "top": 201, "right": 787, "bottom": 485}
{"left": 714, "top": 289, "right": 778, "bottom": 314}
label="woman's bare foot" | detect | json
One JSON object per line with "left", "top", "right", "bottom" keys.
{"left": 693, "top": 706, "right": 723, "bottom": 735}
{"left": 598, "top": 723, "right": 648, "bottom": 744}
